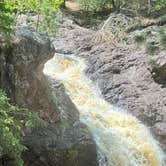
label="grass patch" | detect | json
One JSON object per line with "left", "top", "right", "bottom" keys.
{"left": 145, "top": 43, "right": 159, "bottom": 54}
{"left": 134, "top": 34, "right": 145, "bottom": 43}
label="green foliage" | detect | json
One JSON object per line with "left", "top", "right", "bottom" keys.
{"left": 0, "top": 0, "right": 63, "bottom": 34}
{"left": 76, "top": 0, "right": 127, "bottom": 12}
{"left": 0, "top": 90, "right": 46, "bottom": 166}
{"left": 134, "top": 34, "right": 145, "bottom": 43}
{"left": 134, "top": 31, "right": 152, "bottom": 43}
{"left": 76, "top": 0, "right": 112, "bottom": 11}
{"left": 0, "top": 1, "right": 15, "bottom": 34}
{"left": 154, "top": 0, "right": 166, "bottom": 11}
{"left": 38, "top": 1, "right": 61, "bottom": 35}
{"left": 5, "top": 0, "right": 63, "bottom": 14}
{"left": 9, "top": 0, "right": 63, "bottom": 32}
{"left": 145, "top": 43, "right": 159, "bottom": 54}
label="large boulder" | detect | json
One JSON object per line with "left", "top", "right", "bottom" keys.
{"left": 0, "top": 27, "right": 55, "bottom": 119}
{"left": 0, "top": 27, "right": 98, "bottom": 166}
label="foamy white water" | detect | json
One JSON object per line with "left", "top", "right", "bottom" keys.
{"left": 43, "top": 54, "right": 165, "bottom": 166}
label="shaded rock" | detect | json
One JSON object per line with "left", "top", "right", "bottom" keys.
{"left": 23, "top": 120, "right": 97, "bottom": 166}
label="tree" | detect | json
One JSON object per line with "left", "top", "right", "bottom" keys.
{"left": 0, "top": 0, "right": 64, "bottom": 35}
{"left": 0, "top": 1, "right": 15, "bottom": 34}
{"left": 0, "top": 1, "right": 62, "bottom": 165}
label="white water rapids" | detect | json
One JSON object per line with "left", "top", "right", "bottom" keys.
{"left": 43, "top": 54, "right": 165, "bottom": 166}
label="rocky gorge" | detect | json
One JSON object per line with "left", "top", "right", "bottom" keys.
{"left": 53, "top": 14, "right": 166, "bottom": 154}
{"left": 0, "top": 27, "right": 98, "bottom": 165}
{"left": 0, "top": 8, "right": 166, "bottom": 165}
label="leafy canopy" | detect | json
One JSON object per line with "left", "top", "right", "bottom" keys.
{"left": 0, "top": 0, "right": 63, "bottom": 34}
{"left": 0, "top": 1, "right": 15, "bottom": 34}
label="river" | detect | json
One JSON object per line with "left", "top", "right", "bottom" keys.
{"left": 43, "top": 54, "right": 165, "bottom": 166}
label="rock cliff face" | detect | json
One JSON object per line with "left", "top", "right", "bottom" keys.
{"left": 53, "top": 17, "right": 166, "bottom": 152}
{"left": 0, "top": 27, "right": 56, "bottom": 120}
{"left": 0, "top": 27, "right": 98, "bottom": 166}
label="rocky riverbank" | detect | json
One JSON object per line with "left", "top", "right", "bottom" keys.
{"left": 53, "top": 14, "right": 166, "bottom": 153}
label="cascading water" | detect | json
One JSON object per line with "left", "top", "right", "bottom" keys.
{"left": 43, "top": 54, "right": 165, "bottom": 166}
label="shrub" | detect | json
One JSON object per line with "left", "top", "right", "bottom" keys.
{"left": 0, "top": 1, "right": 15, "bottom": 34}
{"left": 0, "top": 0, "right": 63, "bottom": 35}
{"left": 0, "top": 90, "right": 46, "bottom": 166}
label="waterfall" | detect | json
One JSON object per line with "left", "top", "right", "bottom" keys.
{"left": 43, "top": 54, "right": 165, "bottom": 166}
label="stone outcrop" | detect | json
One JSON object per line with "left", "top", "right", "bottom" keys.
{"left": 23, "top": 79, "right": 98, "bottom": 166}
{"left": 0, "top": 27, "right": 58, "bottom": 121}
{"left": 53, "top": 16, "right": 166, "bottom": 153}
{"left": 0, "top": 27, "right": 98, "bottom": 165}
